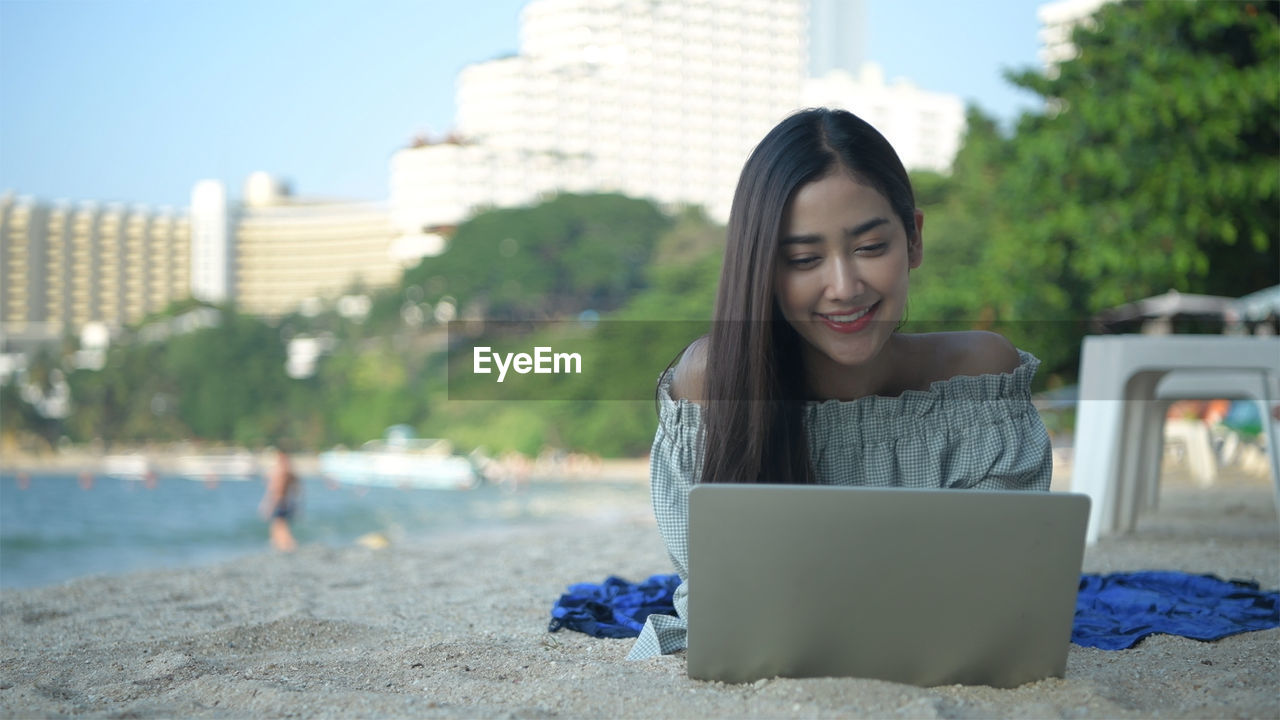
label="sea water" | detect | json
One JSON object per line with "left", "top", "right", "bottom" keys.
{"left": 0, "top": 471, "right": 648, "bottom": 589}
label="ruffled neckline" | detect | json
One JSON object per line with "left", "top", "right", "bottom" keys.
{"left": 657, "top": 350, "right": 1041, "bottom": 425}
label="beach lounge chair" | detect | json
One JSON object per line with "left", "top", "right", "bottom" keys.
{"left": 1070, "top": 335, "right": 1280, "bottom": 543}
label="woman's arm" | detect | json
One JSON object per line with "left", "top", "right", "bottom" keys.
{"left": 669, "top": 335, "right": 709, "bottom": 404}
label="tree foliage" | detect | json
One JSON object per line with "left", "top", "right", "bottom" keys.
{"left": 422, "top": 207, "right": 725, "bottom": 457}
{"left": 162, "top": 311, "right": 291, "bottom": 445}
{"left": 1002, "top": 0, "right": 1278, "bottom": 312}
{"left": 907, "top": 108, "right": 1014, "bottom": 327}
{"left": 401, "top": 193, "right": 671, "bottom": 320}
{"left": 910, "top": 0, "right": 1278, "bottom": 378}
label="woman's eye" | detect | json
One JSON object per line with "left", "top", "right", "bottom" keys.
{"left": 787, "top": 256, "right": 819, "bottom": 267}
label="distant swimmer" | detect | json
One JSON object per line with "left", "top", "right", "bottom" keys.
{"left": 259, "top": 449, "right": 300, "bottom": 552}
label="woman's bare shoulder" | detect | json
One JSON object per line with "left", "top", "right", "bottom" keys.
{"left": 939, "top": 330, "right": 1021, "bottom": 377}
{"left": 905, "top": 331, "right": 1019, "bottom": 385}
{"left": 669, "top": 336, "right": 709, "bottom": 403}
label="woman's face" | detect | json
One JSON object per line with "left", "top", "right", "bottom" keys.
{"left": 773, "top": 169, "right": 922, "bottom": 372}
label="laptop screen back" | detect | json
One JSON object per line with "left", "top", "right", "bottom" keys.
{"left": 686, "top": 485, "right": 1090, "bottom": 687}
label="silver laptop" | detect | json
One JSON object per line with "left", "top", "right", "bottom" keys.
{"left": 686, "top": 485, "right": 1090, "bottom": 687}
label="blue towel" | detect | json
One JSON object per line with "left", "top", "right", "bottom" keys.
{"left": 547, "top": 574, "right": 682, "bottom": 639}
{"left": 1072, "top": 571, "right": 1280, "bottom": 650}
{"left": 548, "top": 572, "right": 1280, "bottom": 650}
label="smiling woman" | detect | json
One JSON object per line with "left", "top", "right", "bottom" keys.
{"left": 774, "top": 171, "right": 921, "bottom": 388}
{"left": 627, "top": 107, "right": 1051, "bottom": 660}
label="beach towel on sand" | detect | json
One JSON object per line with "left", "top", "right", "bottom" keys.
{"left": 548, "top": 574, "right": 682, "bottom": 639}
{"left": 1071, "top": 571, "right": 1280, "bottom": 649}
{"left": 548, "top": 571, "right": 1279, "bottom": 650}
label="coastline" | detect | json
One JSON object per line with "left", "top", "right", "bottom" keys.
{"left": 0, "top": 448, "right": 651, "bottom": 485}
{"left": 1, "top": 467, "right": 1276, "bottom": 719}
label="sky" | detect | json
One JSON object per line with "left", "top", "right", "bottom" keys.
{"left": 0, "top": 0, "right": 1046, "bottom": 209}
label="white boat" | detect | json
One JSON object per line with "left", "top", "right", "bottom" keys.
{"left": 102, "top": 454, "right": 154, "bottom": 479}
{"left": 174, "top": 451, "right": 259, "bottom": 481}
{"left": 318, "top": 426, "right": 481, "bottom": 490}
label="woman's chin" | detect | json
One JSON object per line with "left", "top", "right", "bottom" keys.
{"left": 803, "top": 337, "right": 885, "bottom": 370}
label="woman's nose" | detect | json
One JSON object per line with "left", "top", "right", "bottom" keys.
{"left": 824, "top": 256, "right": 862, "bottom": 302}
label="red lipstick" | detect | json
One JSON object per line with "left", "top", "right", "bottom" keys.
{"left": 817, "top": 302, "right": 878, "bottom": 333}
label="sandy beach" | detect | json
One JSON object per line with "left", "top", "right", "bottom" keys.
{"left": 2, "top": 464, "right": 1277, "bottom": 719}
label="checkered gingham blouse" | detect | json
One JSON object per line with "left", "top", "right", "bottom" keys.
{"left": 626, "top": 350, "right": 1054, "bottom": 660}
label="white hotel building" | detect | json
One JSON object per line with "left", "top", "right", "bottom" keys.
{"left": 1037, "top": 0, "right": 1112, "bottom": 74}
{"left": 189, "top": 173, "right": 404, "bottom": 318}
{"left": 802, "top": 63, "right": 966, "bottom": 176}
{"left": 392, "top": 0, "right": 810, "bottom": 229}
{"left": 390, "top": 0, "right": 966, "bottom": 232}
{"left": 0, "top": 192, "right": 189, "bottom": 354}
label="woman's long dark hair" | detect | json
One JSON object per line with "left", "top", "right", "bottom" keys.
{"left": 699, "top": 108, "right": 918, "bottom": 485}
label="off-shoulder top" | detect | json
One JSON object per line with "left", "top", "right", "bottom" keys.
{"left": 626, "top": 349, "right": 1053, "bottom": 660}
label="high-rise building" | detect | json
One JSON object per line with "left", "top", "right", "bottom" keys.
{"left": 198, "top": 174, "right": 406, "bottom": 318}
{"left": 391, "top": 0, "right": 967, "bottom": 230}
{"left": 391, "top": 0, "right": 810, "bottom": 226}
{"left": 190, "top": 180, "right": 233, "bottom": 304}
{"left": 389, "top": 136, "right": 580, "bottom": 232}
{"left": 0, "top": 192, "right": 189, "bottom": 352}
{"left": 1038, "top": 0, "right": 1112, "bottom": 75}
{"left": 809, "top": 0, "right": 867, "bottom": 77}
{"left": 803, "top": 63, "right": 965, "bottom": 175}
{"left": 1, "top": 174, "right": 415, "bottom": 355}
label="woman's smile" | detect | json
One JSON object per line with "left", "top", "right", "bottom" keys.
{"left": 816, "top": 301, "right": 879, "bottom": 333}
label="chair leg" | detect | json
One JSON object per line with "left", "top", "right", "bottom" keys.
{"left": 1165, "top": 418, "right": 1217, "bottom": 486}
{"left": 1073, "top": 398, "right": 1124, "bottom": 545}
{"left": 1217, "top": 429, "right": 1239, "bottom": 467}
{"left": 1142, "top": 400, "right": 1173, "bottom": 512}
{"left": 1260, "top": 387, "right": 1280, "bottom": 519}
{"left": 1118, "top": 373, "right": 1163, "bottom": 534}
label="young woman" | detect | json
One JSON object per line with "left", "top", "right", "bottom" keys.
{"left": 627, "top": 108, "right": 1053, "bottom": 660}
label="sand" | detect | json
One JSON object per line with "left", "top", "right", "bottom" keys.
{"left": 2, "top": 467, "right": 1277, "bottom": 719}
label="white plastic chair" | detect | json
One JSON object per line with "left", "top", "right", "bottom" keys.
{"left": 1134, "top": 372, "right": 1274, "bottom": 514}
{"left": 1070, "top": 336, "right": 1280, "bottom": 543}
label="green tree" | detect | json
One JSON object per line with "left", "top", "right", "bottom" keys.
{"left": 0, "top": 376, "right": 62, "bottom": 451}
{"left": 420, "top": 208, "right": 726, "bottom": 457}
{"left": 163, "top": 308, "right": 291, "bottom": 446}
{"left": 402, "top": 193, "right": 672, "bottom": 320}
{"left": 907, "top": 107, "right": 1015, "bottom": 329}
{"left": 907, "top": 1, "right": 1279, "bottom": 379}
{"left": 311, "top": 340, "right": 429, "bottom": 446}
{"left": 1001, "top": 0, "right": 1278, "bottom": 321}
